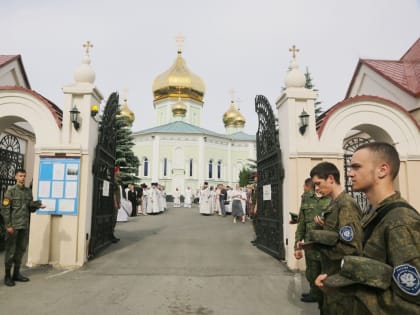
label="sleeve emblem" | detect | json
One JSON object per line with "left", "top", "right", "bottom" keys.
{"left": 2, "top": 197, "right": 10, "bottom": 206}
{"left": 392, "top": 264, "right": 420, "bottom": 296}
{"left": 339, "top": 225, "right": 353, "bottom": 241}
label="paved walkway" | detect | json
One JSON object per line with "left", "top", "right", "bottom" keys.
{"left": 0, "top": 206, "right": 319, "bottom": 315}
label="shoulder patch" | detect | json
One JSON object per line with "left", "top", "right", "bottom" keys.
{"left": 339, "top": 225, "right": 353, "bottom": 241}
{"left": 2, "top": 197, "right": 10, "bottom": 206}
{"left": 392, "top": 264, "right": 420, "bottom": 296}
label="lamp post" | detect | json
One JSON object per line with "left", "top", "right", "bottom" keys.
{"left": 70, "top": 105, "right": 80, "bottom": 130}
{"left": 299, "top": 109, "right": 309, "bottom": 135}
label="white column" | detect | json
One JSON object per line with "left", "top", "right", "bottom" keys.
{"left": 227, "top": 142, "right": 232, "bottom": 185}
{"left": 198, "top": 136, "right": 205, "bottom": 185}
{"left": 152, "top": 135, "right": 160, "bottom": 182}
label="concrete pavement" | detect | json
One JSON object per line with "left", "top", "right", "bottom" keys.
{"left": 0, "top": 205, "right": 319, "bottom": 315}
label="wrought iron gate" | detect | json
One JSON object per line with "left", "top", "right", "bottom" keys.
{"left": 0, "top": 135, "right": 24, "bottom": 203}
{"left": 343, "top": 137, "right": 371, "bottom": 212}
{"left": 254, "top": 95, "right": 285, "bottom": 260}
{"left": 89, "top": 92, "right": 119, "bottom": 258}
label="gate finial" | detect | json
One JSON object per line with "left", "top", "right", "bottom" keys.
{"left": 289, "top": 45, "right": 299, "bottom": 59}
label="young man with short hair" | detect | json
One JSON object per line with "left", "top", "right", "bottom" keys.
{"left": 1, "top": 169, "right": 45, "bottom": 286}
{"left": 307, "top": 162, "right": 363, "bottom": 314}
{"left": 344, "top": 142, "right": 419, "bottom": 314}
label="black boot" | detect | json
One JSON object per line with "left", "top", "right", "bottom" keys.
{"left": 4, "top": 266, "right": 15, "bottom": 287}
{"left": 12, "top": 265, "right": 29, "bottom": 282}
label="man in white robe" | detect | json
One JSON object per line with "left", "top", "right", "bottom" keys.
{"left": 173, "top": 188, "right": 181, "bottom": 208}
{"left": 147, "top": 183, "right": 161, "bottom": 214}
{"left": 184, "top": 187, "right": 193, "bottom": 208}
{"left": 199, "top": 182, "right": 212, "bottom": 215}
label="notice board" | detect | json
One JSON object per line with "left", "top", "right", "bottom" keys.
{"left": 36, "top": 157, "right": 80, "bottom": 215}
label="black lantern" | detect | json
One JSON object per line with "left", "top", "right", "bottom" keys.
{"left": 70, "top": 105, "right": 80, "bottom": 130}
{"left": 299, "top": 109, "right": 309, "bottom": 135}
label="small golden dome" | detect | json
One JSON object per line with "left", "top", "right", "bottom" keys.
{"left": 152, "top": 51, "right": 205, "bottom": 102}
{"left": 172, "top": 99, "right": 187, "bottom": 117}
{"left": 223, "top": 100, "right": 241, "bottom": 127}
{"left": 117, "top": 99, "right": 135, "bottom": 125}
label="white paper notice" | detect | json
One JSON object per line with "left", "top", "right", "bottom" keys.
{"left": 65, "top": 182, "right": 78, "bottom": 198}
{"left": 51, "top": 181, "right": 64, "bottom": 198}
{"left": 59, "top": 199, "right": 74, "bottom": 212}
{"left": 263, "top": 184, "right": 272, "bottom": 201}
{"left": 102, "top": 180, "right": 110, "bottom": 197}
{"left": 38, "top": 181, "right": 51, "bottom": 198}
{"left": 53, "top": 163, "right": 65, "bottom": 180}
{"left": 39, "top": 199, "right": 56, "bottom": 211}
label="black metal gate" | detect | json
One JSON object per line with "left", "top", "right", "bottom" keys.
{"left": 343, "top": 137, "right": 371, "bottom": 212}
{"left": 0, "top": 135, "right": 24, "bottom": 203}
{"left": 89, "top": 92, "right": 119, "bottom": 258}
{"left": 254, "top": 95, "right": 285, "bottom": 260}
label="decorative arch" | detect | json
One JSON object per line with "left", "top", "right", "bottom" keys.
{"left": 318, "top": 95, "right": 420, "bottom": 157}
{"left": 0, "top": 87, "right": 62, "bottom": 145}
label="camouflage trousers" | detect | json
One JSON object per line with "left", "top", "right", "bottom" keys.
{"left": 4, "top": 229, "right": 28, "bottom": 267}
{"left": 305, "top": 250, "right": 323, "bottom": 304}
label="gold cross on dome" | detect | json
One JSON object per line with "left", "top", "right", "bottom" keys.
{"left": 83, "top": 40, "right": 94, "bottom": 55}
{"left": 229, "top": 88, "right": 236, "bottom": 101}
{"left": 289, "top": 45, "right": 299, "bottom": 59}
{"left": 176, "top": 33, "right": 185, "bottom": 53}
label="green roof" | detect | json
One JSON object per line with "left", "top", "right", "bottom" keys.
{"left": 133, "top": 121, "right": 255, "bottom": 141}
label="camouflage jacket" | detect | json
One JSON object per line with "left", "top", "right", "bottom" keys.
{"left": 355, "top": 192, "right": 420, "bottom": 314}
{"left": 319, "top": 191, "right": 363, "bottom": 276}
{"left": 1, "top": 184, "right": 41, "bottom": 230}
{"left": 294, "top": 190, "right": 331, "bottom": 249}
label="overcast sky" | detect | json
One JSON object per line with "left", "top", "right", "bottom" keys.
{"left": 2, "top": 0, "right": 420, "bottom": 134}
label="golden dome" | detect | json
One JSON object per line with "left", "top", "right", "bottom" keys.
{"left": 117, "top": 99, "right": 135, "bottom": 125}
{"left": 172, "top": 98, "right": 187, "bottom": 117}
{"left": 152, "top": 51, "right": 205, "bottom": 102}
{"left": 223, "top": 100, "right": 241, "bottom": 127}
{"left": 233, "top": 110, "right": 246, "bottom": 127}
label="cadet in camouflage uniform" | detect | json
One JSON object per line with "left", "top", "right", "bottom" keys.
{"left": 294, "top": 178, "right": 331, "bottom": 307}
{"left": 1, "top": 169, "right": 45, "bottom": 287}
{"left": 308, "top": 162, "right": 363, "bottom": 315}
{"left": 344, "top": 142, "right": 420, "bottom": 314}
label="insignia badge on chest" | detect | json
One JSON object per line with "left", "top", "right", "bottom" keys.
{"left": 393, "top": 264, "right": 420, "bottom": 296}
{"left": 339, "top": 225, "right": 353, "bottom": 241}
{"left": 2, "top": 197, "right": 10, "bottom": 206}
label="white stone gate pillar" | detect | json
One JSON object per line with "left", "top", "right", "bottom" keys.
{"left": 28, "top": 42, "right": 103, "bottom": 267}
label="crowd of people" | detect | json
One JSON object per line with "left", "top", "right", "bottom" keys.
{"left": 293, "top": 142, "right": 419, "bottom": 315}
{"left": 198, "top": 182, "right": 256, "bottom": 223}
{"left": 116, "top": 182, "right": 168, "bottom": 222}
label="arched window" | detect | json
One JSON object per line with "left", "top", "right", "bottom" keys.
{"left": 143, "top": 158, "right": 149, "bottom": 177}
{"left": 217, "top": 160, "right": 222, "bottom": 179}
{"left": 208, "top": 159, "right": 213, "bottom": 179}
{"left": 189, "top": 158, "right": 193, "bottom": 177}
{"left": 163, "top": 158, "right": 167, "bottom": 177}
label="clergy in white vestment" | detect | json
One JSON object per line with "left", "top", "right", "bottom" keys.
{"left": 159, "top": 185, "right": 167, "bottom": 211}
{"left": 199, "top": 182, "right": 212, "bottom": 215}
{"left": 147, "top": 183, "right": 161, "bottom": 214}
{"left": 117, "top": 185, "right": 131, "bottom": 221}
{"left": 173, "top": 188, "right": 181, "bottom": 208}
{"left": 184, "top": 187, "right": 193, "bottom": 208}
{"left": 209, "top": 186, "right": 215, "bottom": 213}
{"left": 141, "top": 186, "right": 149, "bottom": 215}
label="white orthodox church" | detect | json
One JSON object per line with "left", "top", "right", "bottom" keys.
{"left": 127, "top": 43, "right": 256, "bottom": 194}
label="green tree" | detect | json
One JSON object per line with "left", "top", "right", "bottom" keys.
{"left": 115, "top": 108, "right": 140, "bottom": 185}
{"left": 239, "top": 166, "right": 249, "bottom": 187}
{"left": 304, "top": 67, "right": 323, "bottom": 119}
